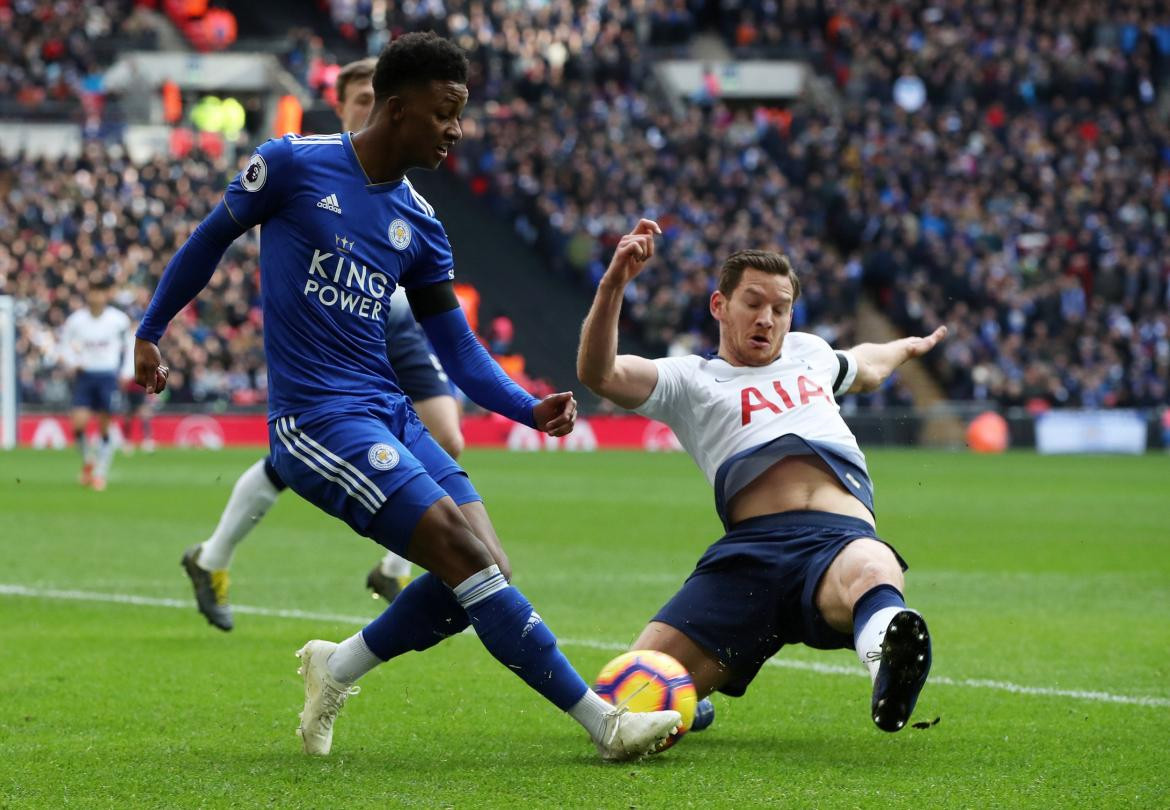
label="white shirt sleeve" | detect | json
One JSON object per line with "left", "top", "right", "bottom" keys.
{"left": 832, "top": 350, "right": 858, "bottom": 397}
{"left": 632, "top": 355, "right": 696, "bottom": 422}
{"left": 118, "top": 312, "right": 135, "bottom": 379}
{"left": 59, "top": 313, "right": 80, "bottom": 369}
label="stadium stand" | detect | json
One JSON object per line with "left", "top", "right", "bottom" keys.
{"left": 2, "top": 0, "right": 1168, "bottom": 419}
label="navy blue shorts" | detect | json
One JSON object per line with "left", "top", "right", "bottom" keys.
{"left": 653, "top": 510, "right": 908, "bottom": 698}
{"left": 72, "top": 371, "right": 119, "bottom": 412}
{"left": 268, "top": 402, "right": 479, "bottom": 555}
{"left": 387, "top": 314, "right": 452, "bottom": 402}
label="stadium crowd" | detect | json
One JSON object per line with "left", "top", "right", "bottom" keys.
{"left": 435, "top": 0, "right": 1170, "bottom": 409}
{"left": 2, "top": 144, "right": 265, "bottom": 406}
{"left": 4, "top": 0, "right": 1169, "bottom": 411}
{"left": 0, "top": 0, "right": 156, "bottom": 117}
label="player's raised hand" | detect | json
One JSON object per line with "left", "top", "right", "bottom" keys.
{"left": 604, "top": 219, "right": 661, "bottom": 286}
{"left": 533, "top": 391, "right": 577, "bottom": 437}
{"left": 134, "top": 337, "right": 170, "bottom": 394}
{"left": 903, "top": 325, "right": 948, "bottom": 358}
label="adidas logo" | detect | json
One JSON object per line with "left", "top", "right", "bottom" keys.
{"left": 317, "top": 193, "right": 342, "bottom": 214}
{"left": 521, "top": 610, "right": 543, "bottom": 638}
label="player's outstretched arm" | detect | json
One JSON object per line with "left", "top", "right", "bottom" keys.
{"left": 577, "top": 219, "right": 662, "bottom": 410}
{"left": 133, "top": 201, "right": 246, "bottom": 392}
{"left": 847, "top": 326, "right": 948, "bottom": 394}
{"left": 410, "top": 282, "right": 576, "bottom": 436}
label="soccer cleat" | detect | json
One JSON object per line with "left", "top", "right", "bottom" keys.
{"left": 871, "top": 609, "right": 931, "bottom": 732}
{"left": 91, "top": 476, "right": 107, "bottom": 492}
{"left": 295, "top": 640, "right": 360, "bottom": 756}
{"left": 690, "top": 697, "right": 715, "bottom": 732}
{"left": 79, "top": 462, "right": 93, "bottom": 487}
{"left": 594, "top": 707, "right": 682, "bottom": 762}
{"left": 181, "top": 544, "right": 233, "bottom": 631}
{"left": 365, "top": 565, "right": 408, "bottom": 603}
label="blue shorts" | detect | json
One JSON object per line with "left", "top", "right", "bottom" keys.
{"left": 653, "top": 510, "right": 908, "bottom": 698}
{"left": 72, "top": 371, "right": 119, "bottom": 412}
{"left": 268, "top": 402, "right": 480, "bottom": 554}
{"left": 387, "top": 313, "right": 452, "bottom": 402}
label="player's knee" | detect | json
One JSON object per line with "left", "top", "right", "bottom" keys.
{"left": 437, "top": 429, "right": 464, "bottom": 460}
{"left": 411, "top": 500, "right": 495, "bottom": 583}
{"left": 848, "top": 553, "right": 904, "bottom": 602}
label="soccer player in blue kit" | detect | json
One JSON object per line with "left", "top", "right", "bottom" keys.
{"left": 179, "top": 59, "right": 462, "bottom": 632}
{"left": 134, "top": 33, "right": 680, "bottom": 760}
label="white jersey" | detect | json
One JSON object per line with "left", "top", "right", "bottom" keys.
{"left": 61, "top": 306, "right": 133, "bottom": 375}
{"left": 634, "top": 332, "right": 871, "bottom": 528}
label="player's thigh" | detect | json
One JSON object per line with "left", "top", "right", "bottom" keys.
{"left": 632, "top": 621, "right": 732, "bottom": 700}
{"left": 70, "top": 406, "right": 91, "bottom": 428}
{"left": 815, "top": 537, "right": 905, "bottom": 632}
{"left": 413, "top": 395, "right": 463, "bottom": 458}
{"left": 270, "top": 413, "right": 434, "bottom": 549}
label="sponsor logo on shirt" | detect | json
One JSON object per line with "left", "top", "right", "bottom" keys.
{"left": 303, "top": 248, "right": 390, "bottom": 322}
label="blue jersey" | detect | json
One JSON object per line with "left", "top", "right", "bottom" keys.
{"left": 222, "top": 132, "right": 455, "bottom": 420}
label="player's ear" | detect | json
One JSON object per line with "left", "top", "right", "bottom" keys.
{"left": 383, "top": 94, "right": 405, "bottom": 123}
{"left": 710, "top": 290, "right": 726, "bottom": 322}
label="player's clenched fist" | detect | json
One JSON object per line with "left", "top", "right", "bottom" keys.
{"left": 533, "top": 391, "right": 577, "bottom": 437}
{"left": 134, "top": 337, "right": 170, "bottom": 394}
{"left": 604, "top": 219, "right": 661, "bottom": 286}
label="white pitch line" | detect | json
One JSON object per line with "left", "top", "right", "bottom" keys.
{"left": 3, "top": 583, "right": 1168, "bottom": 709}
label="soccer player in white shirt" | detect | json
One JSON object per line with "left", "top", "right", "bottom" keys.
{"left": 60, "top": 277, "right": 134, "bottom": 491}
{"left": 578, "top": 220, "right": 947, "bottom": 733}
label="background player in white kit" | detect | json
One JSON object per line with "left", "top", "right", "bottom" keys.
{"left": 579, "top": 220, "right": 947, "bottom": 733}
{"left": 181, "top": 59, "right": 466, "bottom": 630}
{"left": 60, "top": 276, "right": 134, "bottom": 491}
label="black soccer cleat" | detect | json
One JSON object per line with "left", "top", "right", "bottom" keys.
{"left": 365, "top": 565, "right": 406, "bottom": 604}
{"left": 181, "top": 544, "right": 234, "bottom": 631}
{"left": 871, "top": 609, "right": 931, "bottom": 732}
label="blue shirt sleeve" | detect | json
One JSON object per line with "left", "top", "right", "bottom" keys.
{"left": 136, "top": 201, "right": 246, "bottom": 343}
{"left": 221, "top": 137, "right": 296, "bottom": 230}
{"left": 400, "top": 216, "right": 456, "bottom": 289}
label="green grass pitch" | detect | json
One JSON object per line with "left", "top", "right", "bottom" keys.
{"left": 1, "top": 447, "right": 1167, "bottom": 808}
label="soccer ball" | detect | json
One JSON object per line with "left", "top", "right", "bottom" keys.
{"left": 594, "top": 650, "right": 697, "bottom": 751}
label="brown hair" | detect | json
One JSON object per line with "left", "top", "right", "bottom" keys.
{"left": 335, "top": 58, "right": 377, "bottom": 103}
{"left": 717, "top": 249, "right": 801, "bottom": 300}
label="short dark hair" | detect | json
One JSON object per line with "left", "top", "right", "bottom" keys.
{"left": 335, "top": 58, "right": 376, "bottom": 103}
{"left": 717, "top": 250, "right": 801, "bottom": 300}
{"left": 373, "top": 32, "right": 469, "bottom": 101}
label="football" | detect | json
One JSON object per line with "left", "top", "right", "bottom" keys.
{"left": 594, "top": 650, "right": 698, "bottom": 751}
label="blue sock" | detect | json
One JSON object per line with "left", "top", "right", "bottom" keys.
{"left": 455, "top": 566, "right": 589, "bottom": 711}
{"left": 360, "top": 573, "right": 470, "bottom": 660}
{"left": 691, "top": 698, "right": 715, "bottom": 732}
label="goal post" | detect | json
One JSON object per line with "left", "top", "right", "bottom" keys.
{"left": 0, "top": 296, "right": 16, "bottom": 449}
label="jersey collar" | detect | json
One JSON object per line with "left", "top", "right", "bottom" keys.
{"left": 342, "top": 132, "right": 405, "bottom": 194}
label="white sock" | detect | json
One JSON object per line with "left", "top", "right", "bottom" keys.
{"left": 327, "top": 632, "right": 382, "bottom": 683}
{"left": 379, "top": 551, "right": 412, "bottom": 579}
{"left": 567, "top": 689, "right": 614, "bottom": 742}
{"left": 854, "top": 606, "right": 906, "bottom": 682}
{"left": 198, "top": 459, "right": 280, "bottom": 570}
{"left": 94, "top": 435, "right": 115, "bottom": 477}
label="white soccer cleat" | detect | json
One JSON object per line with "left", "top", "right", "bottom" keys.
{"left": 295, "top": 640, "right": 360, "bottom": 756}
{"left": 594, "top": 707, "right": 682, "bottom": 762}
